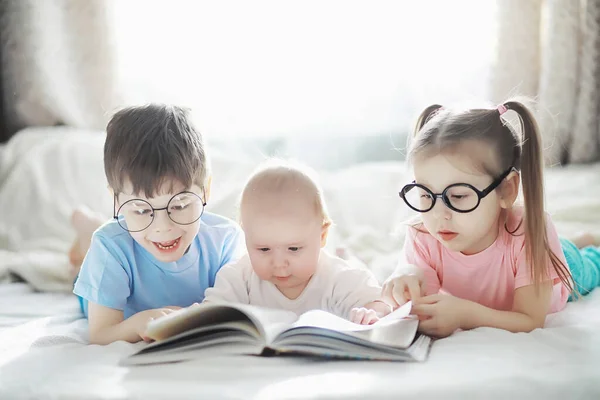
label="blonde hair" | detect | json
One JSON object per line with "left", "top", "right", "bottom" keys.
{"left": 239, "top": 159, "right": 332, "bottom": 228}
{"left": 409, "top": 99, "right": 573, "bottom": 294}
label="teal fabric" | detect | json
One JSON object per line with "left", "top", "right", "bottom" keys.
{"left": 561, "top": 238, "right": 600, "bottom": 300}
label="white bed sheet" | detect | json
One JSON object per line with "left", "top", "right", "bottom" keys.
{"left": 1, "top": 127, "right": 600, "bottom": 399}
{"left": 0, "top": 283, "right": 599, "bottom": 400}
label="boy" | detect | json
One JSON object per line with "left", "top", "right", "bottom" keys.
{"left": 74, "top": 104, "right": 244, "bottom": 344}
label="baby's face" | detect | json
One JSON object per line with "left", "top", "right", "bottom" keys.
{"left": 116, "top": 180, "right": 205, "bottom": 263}
{"left": 242, "top": 194, "right": 326, "bottom": 299}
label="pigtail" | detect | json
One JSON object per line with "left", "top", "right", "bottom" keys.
{"left": 413, "top": 104, "right": 444, "bottom": 136}
{"left": 504, "top": 100, "right": 574, "bottom": 294}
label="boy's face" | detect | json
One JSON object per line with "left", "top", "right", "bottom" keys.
{"left": 241, "top": 191, "right": 328, "bottom": 300}
{"left": 116, "top": 181, "right": 205, "bottom": 263}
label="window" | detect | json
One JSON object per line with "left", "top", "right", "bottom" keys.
{"left": 112, "top": 0, "right": 497, "bottom": 169}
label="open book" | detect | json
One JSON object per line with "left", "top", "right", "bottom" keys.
{"left": 122, "top": 301, "right": 431, "bottom": 366}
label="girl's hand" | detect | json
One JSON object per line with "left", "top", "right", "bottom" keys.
{"left": 412, "top": 293, "right": 470, "bottom": 338}
{"left": 350, "top": 307, "right": 379, "bottom": 325}
{"left": 381, "top": 273, "right": 425, "bottom": 309}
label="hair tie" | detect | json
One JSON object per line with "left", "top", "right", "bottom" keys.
{"left": 497, "top": 104, "right": 508, "bottom": 115}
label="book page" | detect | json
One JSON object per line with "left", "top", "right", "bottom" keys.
{"left": 273, "top": 302, "right": 418, "bottom": 353}
{"left": 291, "top": 310, "right": 374, "bottom": 332}
{"left": 145, "top": 303, "right": 257, "bottom": 341}
{"left": 290, "top": 301, "right": 412, "bottom": 332}
{"left": 145, "top": 301, "right": 301, "bottom": 345}
{"left": 373, "top": 301, "right": 413, "bottom": 325}
{"left": 232, "top": 304, "right": 298, "bottom": 343}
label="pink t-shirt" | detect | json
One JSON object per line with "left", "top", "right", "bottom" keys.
{"left": 403, "top": 207, "right": 570, "bottom": 313}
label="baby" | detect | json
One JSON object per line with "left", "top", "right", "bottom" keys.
{"left": 203, "top": 160, "right": 391, "bottom": 324}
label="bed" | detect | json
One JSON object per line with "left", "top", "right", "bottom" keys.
{"left": 1, "top": 128, "right": 600, "bottom": 399}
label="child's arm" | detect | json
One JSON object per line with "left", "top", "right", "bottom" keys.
{"left": 412, "top": 281, "right": 553, "bottom": 337}
{"left": 461, "top": 282, "right": 553, "bottom": 332}
{"left": 329, "top": 263, "right": 391, "bottom": 324}
{"left": 203, "top": 260, "right": 250, "bottom": 304}
{"left": 382, "top": 227, "right": 441, "bottom": 308}
{"left": 453, "top": 215, "right": 563, "bottom": 335}
{"left": 88, "top": 302, "right": 180, "bottom": 345}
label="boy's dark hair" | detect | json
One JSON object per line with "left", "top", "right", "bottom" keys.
{"left": 104, "top": 104, "right": 209, "bottom": 197}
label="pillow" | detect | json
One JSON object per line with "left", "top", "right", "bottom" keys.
{"left": 0, "top": 127, "right": 109, "bottom": 254}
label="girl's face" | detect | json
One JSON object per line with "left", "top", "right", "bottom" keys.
{"left": 411, "top": 150, "right": 509, "bottom": 255}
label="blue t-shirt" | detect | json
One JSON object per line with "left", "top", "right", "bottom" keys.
{"left": 73, "top": 212, "right": 245, "bottom": 318}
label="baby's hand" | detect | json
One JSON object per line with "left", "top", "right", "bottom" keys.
{"left": 381, "top": 274, "right": 424, "bottom": 309}
{"left": 350, "top": 307, "right": 379, "bottom": 325}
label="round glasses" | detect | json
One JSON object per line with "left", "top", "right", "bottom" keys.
{"left": 399, "top": 167, "right": 514, "bottom": 213}
{"left": 114, "top": 191, "right": 206, "bottom": 232}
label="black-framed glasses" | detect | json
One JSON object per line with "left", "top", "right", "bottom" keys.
{"left": 113, "top": 189, "right": 207, "bottom": 232}
{"left": 399, "top": 167, "right": 515, "bottom": 213}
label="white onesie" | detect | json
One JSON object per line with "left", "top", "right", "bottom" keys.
{"left": 203, "top": 249, "right": 382, "bottom": 319}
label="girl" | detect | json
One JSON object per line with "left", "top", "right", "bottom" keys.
{"left": 382, "top": 100, "right": 600, "bottom": 338}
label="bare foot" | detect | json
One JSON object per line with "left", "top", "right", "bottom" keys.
{"left": 570, "top": 232, "right": 600, "bottom": 249}
{"left": 68, "top": 207, "right": 106, "bottom": 280}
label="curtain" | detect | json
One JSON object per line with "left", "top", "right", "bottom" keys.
{"left": 0, "top": 13, "right": 7, "bottom": 143}
{"left": 0, "top": 0, "right": 120, "bottom": 140}
{"left": 491, "top": 0, "right": 600, "bottom": 165}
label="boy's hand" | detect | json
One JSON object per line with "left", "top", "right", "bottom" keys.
{"left": 381, "top": 274, "right": 424, "bottom": 309}
{"left": 350, "top": 307, "right": 379, "bottom": 325}
{"left": 134, "top": 306, "right": 181, "bottom": 341}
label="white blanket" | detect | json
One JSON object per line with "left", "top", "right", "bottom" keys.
{"left": 1, "top": 127, "right": 600, "bottom": 399}
{"left": 0, "top": 283, "right": 599, "bottom": 399}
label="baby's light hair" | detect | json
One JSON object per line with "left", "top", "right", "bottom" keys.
{"left": 408, "top": 98, "right": 573, "bottom": 294}
{"left": 239, "top": 158, "right": 332, "bottom": 228}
